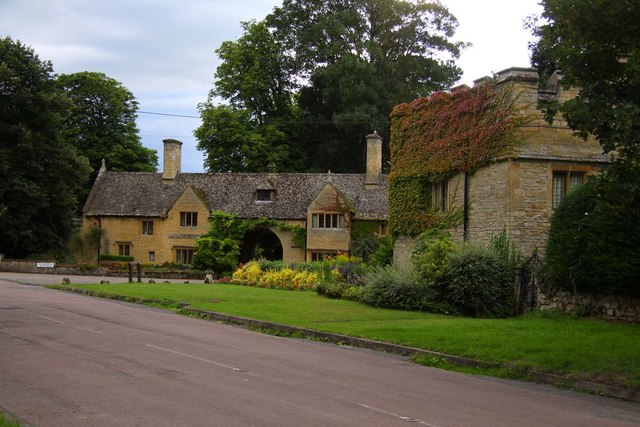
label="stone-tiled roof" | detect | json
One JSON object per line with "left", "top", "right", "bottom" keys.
{"left": 83, "top": 172, "right": 388, "bottom": 220}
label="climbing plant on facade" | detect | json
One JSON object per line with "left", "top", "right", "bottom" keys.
{"left": 192, "top": 210, "right": 305, "bottom": 272}
{"left": 388, "top": 83, "right": 527, "bottom": 236}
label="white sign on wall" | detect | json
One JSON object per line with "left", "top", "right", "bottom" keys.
{"left": 36, "top": 262, "right": 55, "bottom": 268}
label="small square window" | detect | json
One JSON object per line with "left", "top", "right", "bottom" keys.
{"left": 149, "top": 251, "right": 155, "bottom": 262}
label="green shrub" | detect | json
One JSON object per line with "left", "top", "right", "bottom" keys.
{"left": 546, "top": 181, "right": 640, "bottom": 295}
{"left": 192, "top": 236, "right": 239, "bottom": 273}
{"left": 411, "top": 229, "right": 459, "bottom": 287}
{"left": 289, "top": 262, "right": 322, "bottom": 273}
{"left": 369, "top": 235, "right": 394, "bottom": 267}
{"left": 342, "top": 285, "right": 365, "bottom": 301}
{"left": 99, "top": 254, "right": 134, "bottom": 262}
{"left": 150, "top": 261, "right": 192, "bottom": 271}
{"left": 258, "top": 259, "right": 285, "bottom": 271}
{"left": 442, "top": 246, "right": 514, "bottom": 317}
{"left": 490, "top": 228, "right": 523, "bottom": 272}
{"left": 316, "top": 282, "right": 364, "bottom": 300}
{"left": 361, "top": 267, "right": 439, "bottom": 311}
{"left": 336, "top": 261, "right": 366, "bottom": 285}
{"left": 351, "top": 235, "right": 379, "bottom": 261}
{"left": 316, "top": 282, "right": 345, "bottom": 299}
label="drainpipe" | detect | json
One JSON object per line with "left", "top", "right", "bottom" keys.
{"left": 463, "top": 172, "right": 470, "bottom": 242}
{"left": 97, "top": 218, "right": 102, "bottom": 264}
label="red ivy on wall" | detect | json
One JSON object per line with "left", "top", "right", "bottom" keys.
{"left": 388, "top": 83, "right": 529, "bottom": 236}
{"left": 390, "top": 83, "right": 527, "bottom": 179}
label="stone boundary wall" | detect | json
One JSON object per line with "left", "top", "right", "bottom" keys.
{"left": 0, "top": 260, "right": 110, "bottom": 276}
{"left": 538, "top": 291, "right": 640, "bottom": 323}
{"left": 0, "top": 260, "right": 203, "bottom": 280}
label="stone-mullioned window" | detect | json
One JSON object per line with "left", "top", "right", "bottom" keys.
{"left": 552, "top": 172, "right": 584, "bottom": 209}
{"left": 175, "top": 248, "right": 194, "bottom": 264}
{"left": 118, "top": 243, "right": 131, "bottom": 256}
{"left": 180, "top": 212, "right": 198, "bottom": 227}
{"left": 311, "top": 213, "right": 345, "bottom": 229}
{"left": 310, "top": 251, "right": 338, "bottom": 261}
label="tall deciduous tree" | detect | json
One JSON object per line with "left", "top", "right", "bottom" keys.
{"left": 195, "top": 104, "right": 303, "bottom": 172}
{"left": 529, "top": 0, "right": 640, "bottom": 162}
{"left": 57, "top": 72, "right": 157, "bottom": 203}
{"left": 530, "top": 0, "right": 640, "bottom": 218}
{"left": 198, "top": 0, "right": 465, "bottom": 173}
{"left": 196, "top": 21, "right": 304, "bottom": 172}
{"left": 0, "top": 37, "right": 90, "bottom": 258}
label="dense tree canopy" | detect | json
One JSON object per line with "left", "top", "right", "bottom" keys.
{"left": 196, "top": 21, "right": 304, "bottom": 172}
{"left": 0, "top": 37, "right": 90, "bottom": 257}
{"left": 57, "top": 72, "right": 157, "bottom": 198}
{"left": 530, "top": 0, "right": 640, "bottom": 162}
{"left": 195, "top": 104, "right": 304, "bottom": 172}
{"left": 532, "top": 0, "right": 640, "bottom": 293}
{"left": 197, "top": 0, "right": 465, "bottom": 173}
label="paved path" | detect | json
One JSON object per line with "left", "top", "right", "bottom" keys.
{"left": 1, "top": 273, "right": 639, "bottom": 426}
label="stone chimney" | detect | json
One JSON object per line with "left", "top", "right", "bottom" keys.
{"left": 365, "top": 131, "right": 382, "bottom": 189}
{"left": 162, "top": 139, "right": 182, "bottom": 180}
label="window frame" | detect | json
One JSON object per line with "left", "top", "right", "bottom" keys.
{"left": 432, "top": 180, "right": 448, "bottom": 212}
{"left": 175, "top": 248, "right": 194, "bottom": 264}
{"left": 310, "top": 251, "right": 338, "bottom": 262}
{"left": 311, "top": 213, "right": 345, "bottom": 230}
{"left": 142, "top": 220, "right": 154, "bottom": 235}
{"left": 118, "top": 243, "right": 131, "bottom": 257}
{"left": 180, "top": 211, "right": 198, "bottom": 227}
{"left": 256, "top": 189, "right": 275, "bottom": 202}
{"left": 552, "top": 171, "right": 585, "bottom": 209}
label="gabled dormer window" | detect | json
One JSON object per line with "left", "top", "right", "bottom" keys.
{"left": 256, "top": 189, "right": 275, "bottom": 202}
{"left": 312, "top": 213, "right": 345, "bottom": 229}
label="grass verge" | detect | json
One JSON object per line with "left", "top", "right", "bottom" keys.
{"left": 47, "top": 282, "right": 640, "bottom": 391}
{"left": 0, "top": 411, "right": 20, "bottom": 427}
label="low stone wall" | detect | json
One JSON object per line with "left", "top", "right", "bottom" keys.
{"left": 538, "top": 291, "right": 640, "bottom": 323}
{"left": 0, "top": 260, "right": 109, "bottom": 276}
{"left": 0, "top": 260, "right": 204, "bottom": 280}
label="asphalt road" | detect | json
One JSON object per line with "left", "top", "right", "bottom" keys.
{"left": 1, "top": 273, "right": 639, "bottom": 426}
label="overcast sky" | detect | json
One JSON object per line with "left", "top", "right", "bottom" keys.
{"left": 1, "top": 0, "right": 543, "bottom": 173}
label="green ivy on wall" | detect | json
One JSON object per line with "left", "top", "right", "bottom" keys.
{"left": 351, "top": 220, "right": 382, "bottom": 238}
{"left": 192, "top": 210, "right": 306, "bottom": 271}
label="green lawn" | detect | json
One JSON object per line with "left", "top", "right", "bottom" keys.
{"left": 58, "top": 282, "right": 640, "bottom": 389}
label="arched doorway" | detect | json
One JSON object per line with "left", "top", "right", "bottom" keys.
{"left": 240, "top": 228, "right": 283, "bottom": 263}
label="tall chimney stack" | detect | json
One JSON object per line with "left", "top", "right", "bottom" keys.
{"left": 365, "top": 131, "right": 382, "bottom": 189}
{"left": 162, "top": 139, "right": 182, "bottom": 180}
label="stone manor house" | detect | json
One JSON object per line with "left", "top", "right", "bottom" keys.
{"left": 81, "top": 67, "right": 606, "bottom": 268}
{"left": 81, "top": 134, "right": 388, "bottom": 265}
{"left": 393, "top": 67, "right": 608, "bottom": 265}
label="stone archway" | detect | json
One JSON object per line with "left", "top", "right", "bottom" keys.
{"left": 240, "top": 228, "right": 283, "bottom": 263}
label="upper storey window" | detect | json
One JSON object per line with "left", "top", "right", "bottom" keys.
{"left": 312, "top": 213, "right": 345, "bottom": 229}
{"left": 180, "top": 212, "right": 198, "bottom": 227}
